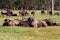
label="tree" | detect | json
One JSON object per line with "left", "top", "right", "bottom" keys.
{"left": 14, "top": 0, "right": 22, "bottom": 9}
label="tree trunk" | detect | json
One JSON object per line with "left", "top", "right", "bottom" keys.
{"left": 51, "top": 0, "right": 54, "bottom": 15}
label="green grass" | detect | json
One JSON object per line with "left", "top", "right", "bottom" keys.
{"left": 0, "top": 10, "right": 60, "bottom": 40}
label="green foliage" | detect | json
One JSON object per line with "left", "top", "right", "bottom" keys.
{"left": 0, "top": 0, "right": 60, "bottom": 10}
{"left": 14, "top": 0, "right": 22, "bottom": 9}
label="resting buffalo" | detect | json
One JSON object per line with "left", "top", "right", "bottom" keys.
{"left": 27, "top": 17, "right": 47, "bottom": 27}
{"left": 3, "top": 19, "right": 20, "bottom": 26}
{"left": 18, "top": 17, "right": 47, "bottom": 27}
{"left": 3, "top": 17, "right": 47, "bottom": 27}
{"left": 1, "top": 9, "right": 17, "bottom": 16}
{"left": 3, "top": 18, "right": 60, "bottom": 27}
{"left": 43, "top": 19, "right": 60, "bottom": 26}
{"left": 18, "top": 20, "right": 29, "bottom": 27}
{"left": 37, "top": 20, "right": 47, "bottom": 27}
{"left": 3, "top": 18, "right": 29, "bottom": 27}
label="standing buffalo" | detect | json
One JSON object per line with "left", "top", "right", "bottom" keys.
{"left": 31, "top": 11, "right": 35, "bottom": 16}
{"left": 19, "top": 10, "right": 28, "bottom": 19}
{"left": 41, "top": 10, "right": 45, "bottom": 14}
{"left": 19, "top": 10, "right": 28, "bottom": 16}
{"left": 54, "top": 12, "right": 60, "bottom": 16}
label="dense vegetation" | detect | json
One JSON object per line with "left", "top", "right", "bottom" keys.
{"left": 0, "top": 0, "right": 60, "bottom": 10}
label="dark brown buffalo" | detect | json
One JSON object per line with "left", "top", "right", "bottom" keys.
{"left": 41, "top": 10, "right": 45, "bottom": 14}
{"left": 3, "top": 18, "right": 60, "bottom": 27}
{"left": 27, "top": 17, "right": 47, "bottom": 27}
{"left": 1, "top": 9, "right": 17, "bottom": 16}
{"left": 37, "top": 20, "right": 47, "bottom": 27}
{"left": 17, "top": 17, "right": 42, "bottom": 27}
{"left": 18, "top": 18, "right": 29, "bottom": 27}
{"left": 3, "top": 19, "right": 10, "bottom": 26}
{"left": 18, "top": 20, "right": 29, "bottom": 27}
{"left": 31, "top": 11, "right": 35, "bottom": 16}
{"left": 19, "top": 10, "right": 28, "bottom": 16}
{"left": 43, "top": 19, "right": 60, "bottom": 26}
{"left": 3, "top": 19, "right": 20, "bottom": 26}
{"left": 18, "top": 17, "right": 47, "bottom": 27}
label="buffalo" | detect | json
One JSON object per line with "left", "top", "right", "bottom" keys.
{"left": 3, "top": 19, "right": 20, "bottom": 26}
{"left": 3, "top": 17, "right": 47, "bottom": 27}
{"left": 43, "top": 19, "right": 60, "bottom": 26}
{"left": 1, "top": 9, "right": 17, "bottom": 16}
{"left": 41, "top": 10, "right": 45, "bottom": 14}
{"left": 27, "top": 17, "right": 47, "bottom": 27}
{"left": 19, "top": 10, "right": 28, "bottom": 16}
{"left": 3, "top": 18, "right": 60, "bottom": 27}
{"left": 31, "top": 11, "right": 35, "bottom": 16}
{"left": 18, "top": 18, "right": 29, "bottom": 27}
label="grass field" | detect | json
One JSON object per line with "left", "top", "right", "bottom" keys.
{"left": 0, "top": 10, "right": 60, "bottom": 40}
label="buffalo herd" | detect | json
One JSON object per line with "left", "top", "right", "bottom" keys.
{"left": 1, "top": 9, "right": 60, "bottom": 17}
{"left": 0, "top": 9, "right": 60, "bottom": 27}
{"left": 3, "top": 17, "right": 60, "bottom": 27}
{"left": 1, "top": 9, "right": 35, "bottom": 17}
